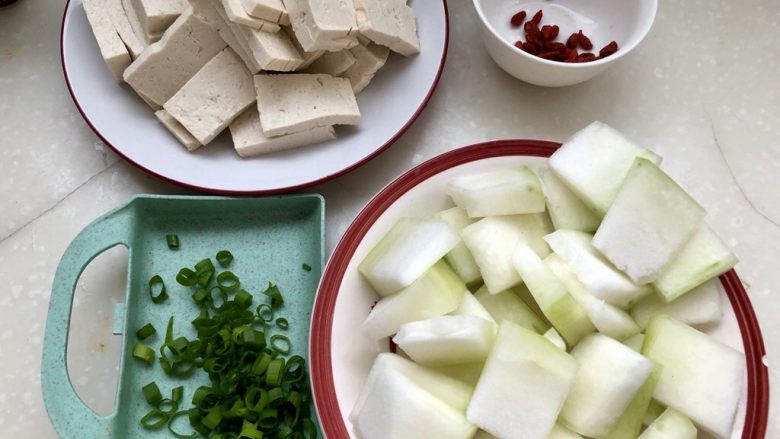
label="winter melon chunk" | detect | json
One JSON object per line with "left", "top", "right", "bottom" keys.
{"left": 466, "top": 322, "right": 579, "bottom": 439}
{"left": 638, "top": 408, "right": 697, "bottom": 439}
{"left": 652, "top": 223, "right": 738, "bottom": 302}
{"left": 451, "top": 291, "right": 497, "bottom": 325}
{"left": 474, "top": 286, "right": 549, "bottom": 334}
{"left": 462, "top": 214, "right": 552, "bottom": 293}
{"left": 512, "top": 243, "right": 594, "bottom": 346}
{"left": 547, "top": 425, "right": 583, "bottom": 439}
{"left": 548, "top": 121, "right": 662, "bottom": 216}
{"left": 603, "top": 367, "right": 661, "bottom": 439}
{"left": 434, "top": 207, "right": 482, "bottom": 285}
{"left": 359, "top": 218, "right": 460, "bottom": 297}
{"left": 559, "top": 334, "right": 654, "bottom": 438}
{"left": 642, "top": 316, "right": 745, "bottom": 438}
{"left": 536, "top": 167, "right": 601, "bottom": 232}
{"left": 592, "top": 158, "right": 706, "bottom": 285}
{"left": 362, "top": 260, "right": 467, "bottom": 340}
{"left": 447, "top": 165, "right": 546, "bottom": 217}
{"left": 393, "top": 315, "right": 496, "bottom": 366}
{"left": 631, "top": 279, "right": 722, "bottom": 329}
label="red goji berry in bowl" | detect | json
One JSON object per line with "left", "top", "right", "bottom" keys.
{"left": 472, "top": 0, "right": 657, "bottom": 87}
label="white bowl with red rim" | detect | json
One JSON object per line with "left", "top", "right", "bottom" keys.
{"left": 472, "top": 0, "right": 657, "bottom": 87}
{"left": 309, "top": 140, "right": 769, "bottom": 438}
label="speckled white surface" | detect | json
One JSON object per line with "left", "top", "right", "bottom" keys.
{"left": 0, "top": 0, "right": 778, "bottom": 437}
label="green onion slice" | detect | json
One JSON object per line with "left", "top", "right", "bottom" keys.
{"left": 148, "top": 275, "right": 168, "bottom": 304}
{"left": 270, "top": 334, "right": 291, "bottom": 355}
{"left": 141, "top": 409, "right": 169, "bottom": 429}
{"left": 262, "top": 283, "right": 283, "bottom": 310}
{"left": 276, "top": 317, "right": 289, "bottom": 330}
{"left": 166, "top": 234, "right": 179, "bottom": 250}
{"left": 142, "top": 382, "right": 162, "bottom": 405}
{"left": 176, "top": 268, "right": 197, "bottom": 286}
{"left": 216, "top": 250, "right": 233, "bottom": 268}
{"left": 255, "top": 304, "right": 273, "bottom": 324}
{"left": 216, "top": 271, "right": 240, "bottom": 292}
{"left": 133, "top": 343, "right": 155, "bottom": 364}
{"left": 265, "top": 358, "right": 285, "bottom": 387}
{"left": 136, "top": 323, "right": 156, "bottom": 340}
{"left": 167, "top": 409, "right": 197, "bottom": 438}
{"left": 302, "top": 263, "right": 312, "bottom": 271}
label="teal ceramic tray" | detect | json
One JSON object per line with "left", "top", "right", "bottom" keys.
{"left": 41, "top": 194, "right": 324, "bottom": 438}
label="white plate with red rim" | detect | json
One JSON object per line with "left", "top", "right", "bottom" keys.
{"left": 60, "top": 0, "right": 449, "bottom": 194}
{"left": 310, "top": 140, "right": 769, "bottom": 439}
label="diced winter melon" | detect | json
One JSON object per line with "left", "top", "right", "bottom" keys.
{"left": 451, "top": 292, "right": 497, "bottom": 325}
{"left": 548, "top": 121, "right": 662, "bottom": 216}
{"left": 623, "top": 333, "right": 645, "bottom": 352}
{"left": 350, "top": 365, "right": 476, "bottom": 439}
{"left": 593, "top": 158, "right": 706, "bottom": 285}
{"left": 359, "top": 218, "right": 460, "bottom": 296}
{"left": 431, "top": 362, "right": 485, "bottom": 388}
{"left": 474, "top": 430, "right": 498, "bottom": 439}
{"left": 643, "top": 400, "right": 666, "bottom": 426}
{"left": 631, "top": 279, "right": 722, "bottom": 329}
{"left": 642, "top": 316, "right": 745, "bottom": 438}
{"left": 447, "top": 165, "right": 546, "bottom": 217}
{"left": 536, "top": 167, "right": 601, "bottom": 232}
{"left": 434, "top": 207, "right": 482, "bottom": 285}
{"left": 352, "top": 353, "right": 474, "bottom": 414}
{"left": 652, "top": 223, "right": 738, "bottom": 302}
{"left": 462, "top": 214, "right": 552, "bottom": 293}
{"left": 393, "top": 315, "right": 496, "bottom": 366}
{"left": 545, "top": 254, "right": 640, "bottom": 340}
{"left": 512, "top": 243, "right": 594, "bottom": 346}
{"left": 361, "top": 260, "right": 467, "bottom": 340}
{"left": 474, "top": 286, "right": 549, "bottom": 334}
{"left": 603, "top": 367, "right": 661, "bottom": 439}
{"left": 545, "top": 230, "right": 652, "bottom": 308}
{"left": 544, "top": 328, "right": 567, "bottom": 351}
{"left": 547, "top": 425, "right": 583, "bottom": 439}
{"left": 560, "top": 334, "right": 654, "bottom": 438}
{"left": 467, "top": 322, "right": 579, "bottom": 439}
{"left": 638, "top": 408, "right": 697, "bottom": 439}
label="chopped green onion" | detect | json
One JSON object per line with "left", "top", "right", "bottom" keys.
{"left": 262, "top": 283, "right": 284, "bottom": 310}
{"left": 216, "top": 250, "right": 233, "bottom": 268}
{"left": 136, "top": 323, "right": 156, "bottom": 340}
{"left": 192, "top": 288, "right": 208, "bottom": 304}
{"left": 194, "top": 258, "right": 214, "bottom": 275}
{"left": 142, "top": 382, "right": 162, "bottom": 405}
{"left": 257, "top": 408, "right": 278, "bottom": 429}
{"left": 284, "top": 356, "right": 306, "bottom": 383}
{"left": 302, "top": 263, "right": 312, "bottom": 272}
{"left": 148, "top": 275, "right": 168, "bottom": 304}
{"left": 209, "top": 286, "right": 228, "bottom": 310}
{"left": 239, "top": 420, "right": 262, "bottom": 439}
{"left": 265, "top": 358, "right": 285, "bottom": 387}
{"left": 176, "top": 268, "right": 197, "bottom": 286}
{"left": 256, "top": 304, "right": 274, "bottom": 324}
{"left": 133, "top": 343, "right": 155, "bottom": 364}
{"left": 217, "top": 271, "right": 240, "bottom": 292}
{"left": 276, "top": 318, "right": 289, "bottom": 330}
{"left": 167, "top": 410, "right": 197, "bottom": 438}
{"left": 158, "top": 398, "right": 179, "bottom": 415}
{"left": 235, "top": 289, "right": 253, "bottom": 309}
{"left": 141, "top": 409, "right": 169, "bottom": 429}
{"left": 251, "top": 351, "right": 273, "bottom": 376}
{"left": 270, "top": 334, "right": 291, "bottom": 355}
{"left": 202, "top": 407, "right": 224, "bottom": 430}
{"left": 166, "top": 234, "right": 180, "bottom": 250}
{"left": 171, "top": 386, "right": 183, "bottom": 403}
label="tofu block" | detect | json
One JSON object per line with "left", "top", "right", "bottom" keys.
{"left": 220, "top": 0, "right": 280, "bottom": 31}
{"left": 106, "top": 0, "right": 147, "bottom": 58}
{"left": 164, "top": 48, "right": 256, "bottom": 145}
{"left": 354, "top": 0, "right": 420, "bottom": 56}
{"left": 241, "top": 0, "right": 287, "bottom": 23}
{"left": 341, "top": 41, "right": 390, "bottom": 93}
{"left": 234, "top": 24, "right": 304, "bottom": 71}
{"left": 131, "top": 0, "right": 186, "bottom": 37}
{"left": 192, "top": 0, "right": 262, "bottom": 73}
{"left": 283, "top": 26, "right": 325, "bottom": 69}
{"left": 306, "top": 49, "right": 356, "bottom": 75}
{"left": 229, "top": 106, "right": 335, "bottom": 157}
{"left": 155, "top": 109, "right": 201, "bottom": 151}
{"left": 82, "top": 0, "right": 132, "bottom": 82}
{"left": 122, "top": 0, "right": 148, "bottom": 45}
{"left": 254, "top": 74, "right": 360, "bottom": 136}
{"left": 123, "top": 8, "right": 227, "bottom": 106}
{"left": 286, "top": 0, "right": 359, "bottom": 52}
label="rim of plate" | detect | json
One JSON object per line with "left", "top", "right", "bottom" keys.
{"left": 59, "top": 0, "right": 450, "bottom": 195}
{"left": 310, "top": 139, "right": 769, "bottom": 439}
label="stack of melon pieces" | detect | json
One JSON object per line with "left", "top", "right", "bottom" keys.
{"left": 351, "top": 122, "right": 744, "bottom": 439}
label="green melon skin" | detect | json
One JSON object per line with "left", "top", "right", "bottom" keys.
{"left": 536, "top": 167, "right": 601, "bottom": 233}
{"left": 592, "top": 158, "right": 706, "bottom": 285}
{"left": 434, "top": 206, "right": 483, "bottom": 285}
{"left": 447, "top": 165, "right": 546, "bottom": 217}
{"left": 548, "top": 121, "right": 663, "bottom": 216}
{"left": 603, "top": 366, "right": 661, "bottom": 439}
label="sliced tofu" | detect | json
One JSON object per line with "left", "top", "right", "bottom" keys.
{"left": 122, "top": 0, "right": 149, "bottom": 45}
{"left": 354, "top": 0, "right": 420, "bottom": 56}
{"left": 232, "top": 23, "right": 304, "bottom": 71}
{"left": 254, "top": 73, "right": 360, "bottom": 136}
{"left": 106, "top": 0, "right": 147, "bottom": 59}
{"left": 306, "top": 49, "right": 356, "bottom": 75}
{"left": 341, "top": 42, "right": 390, "bottom": 93}
{"left": 286, "top": 0, "right": 359, "bottom": 52}
{"left": 241, "top": 0, "right": 287, "bottom": 23}
{"left": 123, "top": 8, "right": 227, "bottom": 106}
{"left": 82, "top": 0, "right": 132, "bottom": 83}
{"left": 230, "top": 106, "right": 335, "bottom": 156}
{"left": 284, "top": 26, "right": 325, "bottom": 69}
{"left": 137, "top": 89, "right": 163, "bottom": 110}
{"left": 164, "top": 48, "right": 256, "bottom": 145}
{"left": 155, "top": 109, "right": 201, "bottom": 151}
{"left": 130, "top": 0, "right": 186, "bottom": 38}
{"left": 220, "top": 0, "right": 280, "bottom": 31}
{"left": 193, "top": 0, "right": 262, "bottom": 73}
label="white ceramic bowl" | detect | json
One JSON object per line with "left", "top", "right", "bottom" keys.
{"left": 473, "top": 0, "right": 657, "bottom": 87}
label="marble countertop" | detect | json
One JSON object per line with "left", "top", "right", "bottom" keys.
{"left": 1, "top": 0, "right": 778, "bottom": 437}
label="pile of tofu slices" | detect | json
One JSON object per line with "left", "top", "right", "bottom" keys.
{"left": 82, "top": 0, "right": 420, "bottom": 157}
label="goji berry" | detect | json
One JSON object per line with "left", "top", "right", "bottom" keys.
{"left": 564, "top": 48, "right": 579, "bottom": 62}
{"left": 510, "top": 10, "right": 527, "bottom": 27}
{"left": 543, "top": 41, "right": 566, "bottom": 52}
{"left": 599, "top": 41, "right": 619, "bottom": 58}
{"left": 566, "top": 32, "right": 580, "bottom": 49}
{"left": 578, "top": 30, "right": 593, "bottom": 50}
{"left": 530, "top": 9, "right": 543, "bottom": 26}
{"left": 577, "top": 52, "right": 597, "bottom": 62}
{"left": 541, "top": 24, "right": 560, "bottom": 41}
{"left": 521, "top": 42, "right": 539, "bottom": 55}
